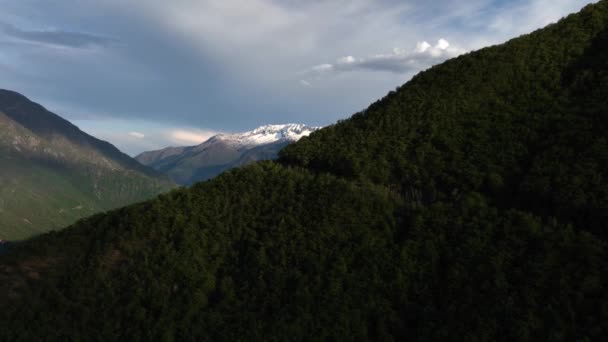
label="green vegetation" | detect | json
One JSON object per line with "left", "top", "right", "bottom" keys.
{"left": 0, "top": 92, "right": 175, "bottom": 240}
{"left": 1, "top": 1, "right": 608, "bottom": 341}
{"left": 281, "top": 2, "right": 608, "bottom": 240}
{"left": 0, "top": 153, "right": 172, "bottom": 240}
{"left": 0, "top": 155, "right": 99, "bottom": 239}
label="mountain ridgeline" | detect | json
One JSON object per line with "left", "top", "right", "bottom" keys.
{"left": 1, "top": 2, "right": 608, "bottom": 341}
{"left": 0, "top": 90, "right": 175, "bottom": 240}
{"left": 136, "top": 124, "right": 321, "bottom": 185}
{"left": 280, "top": 6, "right": 608, "bottom": 240}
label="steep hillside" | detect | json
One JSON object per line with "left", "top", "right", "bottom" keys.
{"left": 1, "top": 2, "right": 607, "bottom": 341}
{"left": 134, "top": 146, "right": 188, "bottom": 169}
{"left": 136, "top": 124, "right": 320, "bottom": 185}
{"left": 281, "top": 3, "right": 608, "bottom": 240}
{"left": 0, "top": 90, "right": 175, "bottom": 240}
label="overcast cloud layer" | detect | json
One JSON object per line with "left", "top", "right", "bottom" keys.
{"left": 0, "top": 0, "right": 598, "bottom": 155}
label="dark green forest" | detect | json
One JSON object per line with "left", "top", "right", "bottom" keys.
{"left": 1, "top": 1, "right": 608, "bottom": 341}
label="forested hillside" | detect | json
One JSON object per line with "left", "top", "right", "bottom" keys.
{"left": 280, "top": 2, "right": 608, "bottom": 239}
{"left": 1, "top": 2, "right": 607, "bottom": 341}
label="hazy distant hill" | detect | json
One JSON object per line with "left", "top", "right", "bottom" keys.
{"left": 0, "top": 90, "right": 174, "bottom": 240}
{"left": 136, "top": 124, "right": 320, "bottom": 185}
{"left": 1, "top": 1, "right": 608, "bottom": 341}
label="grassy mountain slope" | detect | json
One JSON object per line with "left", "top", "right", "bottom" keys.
{"left": 0, "top": 155, "right": 98, "bottom": 239}
{"left": 1, "top": 2, "right": 608, "bottom": 341}
{"left": 0, "top": 91, "right": 175, "bottom": 240}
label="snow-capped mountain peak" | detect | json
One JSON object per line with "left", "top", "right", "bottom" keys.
{"left": 213, "top": 124, "right": 321, "bottom": 147}
{"left": 137, "top": 123, "right": 323, "bottom": 184}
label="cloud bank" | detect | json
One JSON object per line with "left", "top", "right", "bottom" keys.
{"left": 128, "top": 131, "right": 145, "bottom": 139}
{"left": 71, "top": 118, "right": 221, "bottom": 155}
{"left": 0, "top": 0, "right": 598, "bottom": 154}
{"left": 169, "top": 130, "right": 217, "bottom": 145}
{"left": 304, "top": 39, "right": 466, "bottom": 81}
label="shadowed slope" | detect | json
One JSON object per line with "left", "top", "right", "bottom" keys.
{"left": 0, "top": 91, "right": 175, "bottom": 240}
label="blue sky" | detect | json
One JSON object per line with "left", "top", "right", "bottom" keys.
{"left": 0, "top": 0, "right": 598, "bottom": 155}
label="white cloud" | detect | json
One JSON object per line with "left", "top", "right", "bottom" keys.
{"left": 436, "top": 38, "right": 450, "bottom": 50}
{"left": 300, "top": 80, "right": 311, "bottom": 87}
{"left": 71, "top": 118, "right": 222, "bottom": 155}
{"left": 304, "top": 39, "right": 466, "bottom": 79}
{"left": 169, "top": 129, "right": 218, "bottom": 145}
{"left": 312, "top": 64, "right": 334, "bottom": 72}
{"left": 338, "top": 56, "right": 356, "bottom": 64}
{"left": 128, "top": 131, "right": 145, "bottom": 139}
{"left": 0, "top": 22, "right": 116, "bottom": 50}
{"left": 415, "top": 42, "right": 432, "bottom": 53}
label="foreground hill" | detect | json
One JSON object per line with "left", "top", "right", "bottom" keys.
{"left": 1, "top": 2, "right": 607, "bottom": 341}
{"left": 136, "top": 124, "right": 320, "bottom": 185}
{"left": 281, "top": 2, "right": 608, "bottom": 240}
{"left": 0, "top": 90, "right": 175, "bottom": 240}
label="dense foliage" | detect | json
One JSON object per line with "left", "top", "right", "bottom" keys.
{"left": 1, "top": 2, "right": 608, "bottom": 341}
{"left": 281, "top": 2, "right": 608, "bottom": 240}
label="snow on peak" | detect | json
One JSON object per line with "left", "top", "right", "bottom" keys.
{"left": 213, "top": 124, "right": 321, "bottom": 147}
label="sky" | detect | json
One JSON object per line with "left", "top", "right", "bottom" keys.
{"left": 0, "top": 0, "right": 598, "bottom": 155}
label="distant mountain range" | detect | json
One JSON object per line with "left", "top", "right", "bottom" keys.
{"left": 0, "top": 89, "right": 174, "bottom": 240}
{"left": 136, "top": 124, "right": 321, "bottom": 185}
